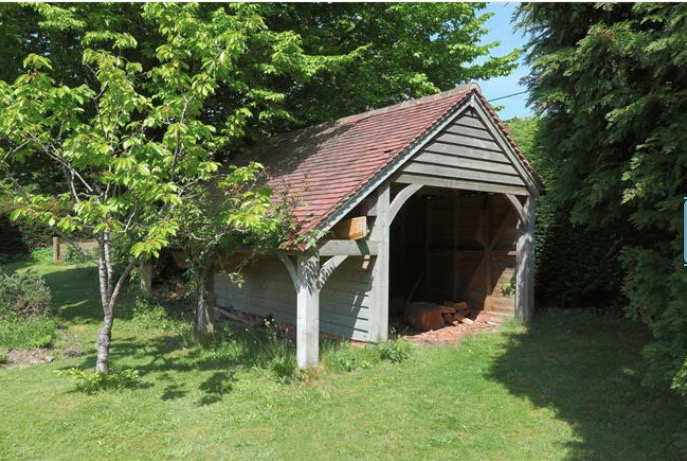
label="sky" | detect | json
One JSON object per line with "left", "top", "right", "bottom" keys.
{"left": 476, "top": 2, "right": 531, "bottom": 120}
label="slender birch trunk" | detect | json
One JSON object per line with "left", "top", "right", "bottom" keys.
{"left": 94, "top": 235, "right": 137, "bottom": 373}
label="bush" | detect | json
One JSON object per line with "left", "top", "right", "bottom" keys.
{"left": 30, "top": 246, "right": 53, "bottom": 264}
{"left": 324, "top": 343, "right": 374, "bottom": 373}
{"left": 0, "top": 267, "right": 52, "bottom": 318}
{"left": 379, "top": 338, "right": 412, "bottom": 364}
{"left": 55, "top": 368, "right": 144, "bottom": 393}
{"left": 125, "top": 298, "right": 186, "bottom": 332}
{"left": 0, "top": 317, "right": 57, "bottom": 349}
{"left": 64, "top": 246, "right": 96, "bottom": 265}
{"left": 327, "top": 347, "right": 362, "bottom": 372}
{"left": 0, "top": 349, "right": 6, "bottom": 364}
{"left": 269, "top": 354, "right": 298, "bottom": 383}
{"left": 0, "top": 210, "right": 53, "bottom": 257}
{"left": 323, "top": 338, "right": 412, "bottom": 373}
{"left": 672, "top": 357, "right": 687, "bottom": 401}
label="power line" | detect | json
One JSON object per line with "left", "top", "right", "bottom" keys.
{"left": 488, "top": 90, "right": 529, "bottom": 102}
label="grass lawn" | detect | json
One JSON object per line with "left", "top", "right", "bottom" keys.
{"left": 0, "top": 262, "right": 685, "bottom": 461}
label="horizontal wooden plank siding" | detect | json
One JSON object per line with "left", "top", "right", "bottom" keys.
{"left": 214, "top": 255, "right": 375, "bottom": 341}
{"left": 398, "top": 109, "right": 527, "bottom": 192}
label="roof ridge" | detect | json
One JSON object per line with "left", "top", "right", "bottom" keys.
{"left": 336, "top": 84, "right": 472, "bottom": 124}
{"left": 270, "top": 84, "right": 475, "bottom": 144}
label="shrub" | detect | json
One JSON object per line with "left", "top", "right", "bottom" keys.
{"left": 64, "top": 246, "right": 96, "bottom": 265}
{"left": 0, "top": 267, "right": 52, "bottom": 318}
{"left": 326, "top": 346, "right": 361, "bottom": 372}
{"left": 0, "top": 349, "right": 6, "bottom": 364}
{"left": 322, "top": 341, "right": 379, "bottom": 373}
{"left": 126, "top": 298, "right": 186, "bottom": 332}
{"left": 0, "top": 210, "right": 53, "bottom": 257}
{"left": 322, "top": 338, "right": 411, "bottom": 373}
{"left": 55, "top": 367, "right": 144, "bottom": 393}
{"left": 0, "top": 317, "right": 57, "bottom": 349}
{"left": 671, "top": 357, "right": 687, "bottom": 400}
{"left": 30, "top": 247, "right": 54, "bottom": 264}
{"left": 379, "top": 338, "right": 412, "bottom": 364}
{"left": 269, "top": 354, "right": 299, "bottom": 383}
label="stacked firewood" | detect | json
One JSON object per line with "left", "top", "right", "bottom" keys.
{"left": 404, "top": 301, "right": 475, "bottom": 331}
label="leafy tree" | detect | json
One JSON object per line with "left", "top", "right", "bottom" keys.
{"left": 0, "top": 3, "right": 335, "bottom": 372}
{"left": 518, "top": 3, "right": 687, "bottom": 399}
{"left": 171, "top": 163, "right": 294, "bottom": 341}
{"left": 263, "top": 3, "right": 519, "bottom": 125}
{"left": 0, "top": 3, "right": 517, "bottom": 140}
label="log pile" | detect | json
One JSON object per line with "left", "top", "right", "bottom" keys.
{"left": 404, "top": 301, "right": 477, "bottom": 331}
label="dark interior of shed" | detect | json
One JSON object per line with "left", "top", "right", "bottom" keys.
{"left": 388, "top": 186, "right": 519, "bottom": 327}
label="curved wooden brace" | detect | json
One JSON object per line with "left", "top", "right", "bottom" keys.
{"left": 277, "top": 253, "right": 298, "bottom": 289}
{"left": 388, "top": 184, "right": 423, "bottom": 224}
{"left": 318, "top": 255, "right": 348, "bottom": 289}
{"left": 505, "top": 194, "right": 527, "bottom": 225}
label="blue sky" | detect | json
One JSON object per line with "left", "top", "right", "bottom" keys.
{"left": 476, "top": 2, "right": 531, "bottom": 120}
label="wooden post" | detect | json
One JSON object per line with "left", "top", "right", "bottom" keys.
{"left": 484, "top": 196, "right": 492, "bottom": 312}
{"left": 296, "top": 251, "right": 320, "bottom": 369}
{"left": 452, "top": 195, "right": 459, "bottom": 301}
{"left": 371, "top": 182, "right": 390, "bottom": 342}
{"left": 526, "top": 196, "right": 536, "bottom": 321}
{"left": 140, "top": 259, "right": 152, "bottom": 298}
{"left": 516, "top": 195, "right": 535, "bottom": 321}
{"left": 53, "top": 237, "right": 60, "bottom": 263}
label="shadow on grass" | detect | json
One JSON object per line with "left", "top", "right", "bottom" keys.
{"left": 197, "top": 371, "right": 237, "bottom": 406}
{"left": 65, "top": 325, "right": 288, "bottom": 405}
{"left": 40, "top": 266, "right": 103, "bottom": 323}
{"left": 488, "top": 309, "right": 687, "bottom": 461}
{"left": 39, "top": 263, "right": 244, "bottom": 404}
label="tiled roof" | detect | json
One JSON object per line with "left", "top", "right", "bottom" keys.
{"left": 254, "top": 84, "right": 536, "bottom": 234}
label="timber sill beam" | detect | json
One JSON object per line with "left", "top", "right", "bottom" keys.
{"left": 318, "top": 239, "right": 379, "bottom": 256}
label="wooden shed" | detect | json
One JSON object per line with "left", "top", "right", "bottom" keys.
{"left": 214, "top": 83, "right": 542, "bottom": 368}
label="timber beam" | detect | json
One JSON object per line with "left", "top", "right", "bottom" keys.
{"left": 318, "top": 239, "right": 379, "bottom": 256}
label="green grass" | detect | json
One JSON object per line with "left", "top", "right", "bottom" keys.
{"left": 0, "top": 262, "right": 686, "bottom": 461}
{"left": 0, "top": 317, "right": 57, "bottom": 349}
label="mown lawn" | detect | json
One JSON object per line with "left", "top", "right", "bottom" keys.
{"left": 0, "top": 262, "right": 685, "bottom": 461}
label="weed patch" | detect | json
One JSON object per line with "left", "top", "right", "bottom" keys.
{"left": 55, "top": 367, "right": 147, "bottom": 393}
{"left": 0, "top": 317, "right": 57, "bottom": 349}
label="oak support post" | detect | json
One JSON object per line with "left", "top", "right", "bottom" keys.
{"left": 515, "top": 195, "right": 535, "bottom": 322}
{"left": 371, "top": 182, "right": 391, "bottom": 342}
{"left": 525, "top": 196, "right": 536, "bottom": 321}
{"left": 296, "top": 251, "right": 320, "bottom": 369}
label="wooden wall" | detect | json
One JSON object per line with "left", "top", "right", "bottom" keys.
{"left": 214, "top": 255, "right": 374, "bottom": 341}
{"left": 397, "top": 108, "right": 528, "bottom": 196}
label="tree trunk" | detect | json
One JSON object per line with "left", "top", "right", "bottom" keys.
{"left": 139, "top": 259, "right": 152, "bottom": 298}
{"left": 95, "top": 312, "right": 114, "bottom": 373}
{"left": 96, "top": 246, "right": 111, "bottom": 373}
{"left": 194, "top": 265, "right": 216, "bottom": 342}
{"left": 94, "top": 249, "right": 136, "bottom": 373}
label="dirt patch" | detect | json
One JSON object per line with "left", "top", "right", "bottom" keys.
{"left": 58, "top": 329, "right": 85, "bottom": 358}
{"left": 406, "top": 321, "right": 496, "bottom": 345}
{"left": 404, "top": 311, "right": 507, "bottom": 345}
{"left": 4, "top": 348, "right": 55, "bottom": 367}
